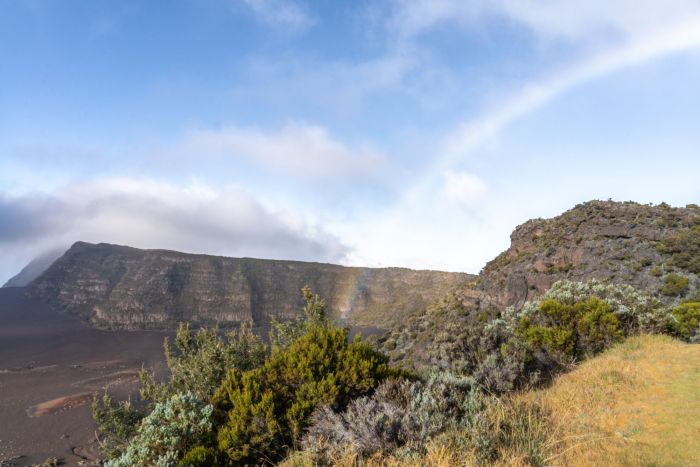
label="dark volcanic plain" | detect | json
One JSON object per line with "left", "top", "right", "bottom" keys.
{"left": 0, "top": 287, "right": 169, "bottom": 466}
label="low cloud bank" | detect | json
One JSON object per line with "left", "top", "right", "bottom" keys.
{"left": 0, "top": 178, "right": 349, "bottom": 284}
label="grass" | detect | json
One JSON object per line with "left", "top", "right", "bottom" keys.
{"left": 522, "top": 334, "right": 700, "bottom": 466}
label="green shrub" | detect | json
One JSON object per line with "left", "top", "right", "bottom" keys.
{"left": 518, "top": 297, "right": 623, "bottom": 360}
{"left": 269, "top": 285, "right": 326, "bottom": 349}
{"left": 179, "top": 445, "right": 219, "bottom": 466}
{"left": 140, "top": 322, "right": 267, "bottom": 405}
{"left": 104, "top": 392, "right": 214, "bottom": 467}
{"left": 522, "top": 279, "right": 668, "bottom": 335}
{"left": 214, "top": 324, "right": 397, "bottom": 464}
{"left": 91, "top": 393, "right": 145, "bottom": 459}
{"left": 660, "top": 273, "right": 689, "bottom": 297}
{"left": 670, "top": 302, "right": 700, "bottom": 342}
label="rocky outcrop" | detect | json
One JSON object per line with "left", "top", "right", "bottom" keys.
{"left": 475, "top": 201, "right": 700, "bottom": 310}
{"left": 29, "top": 242, "right": 473, "bottom": 330}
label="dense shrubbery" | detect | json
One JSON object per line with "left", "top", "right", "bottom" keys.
{"left": 94, "top": 280, "right": 697, "bottom": 466}
{"left": 214, "top": 323, "right": 398, "bottom": 463}
{"left": 94, "top": 320, "right": 268, "bottom": 461}
{"left": 517, "top": 279, "right": 670, "bottom": 334}
{"left": 94, "top": 287, "right": 401, "bottom": 466}
{"left": 384, "top": 280, "right": 679, "bottom": 394}
{"left": 302, "top": 371, "right": 484, "bottom": 462}
{"left": 517, "top": 297, "right": 623, "bottom": 361}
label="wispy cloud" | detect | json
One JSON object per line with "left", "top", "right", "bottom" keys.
{"left": 178, "top": 122, "right": 387, "bottom": 180}
{"left": 388, "top": 0, "right": 700, "bottom": 43}
{"left": 442, "top": 171, "right": 488, "bottom": 208}
{"left": 241, "top": 0, "right": 315, "bottom": 30}
{"left": 440, "top": 16, "right": 700, "bottom": 168}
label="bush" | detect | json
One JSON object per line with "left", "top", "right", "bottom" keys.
{"left": 518, "top": 297, "right": 623, "bottom": 361}
{"left": 304, "top": 393, "right": 418, "bottom": 460}
{"left": 104, "top": 393, "right": 214, "bottom": 467}
{"left": 140, "top": 322, "right": 267, "bottom": 404}
{"left": 302, "top": 372, "right": 482, "bottom": 461}
{"left": 214, "top": 323, "right": 397, "bottom": 464}
{"left": 660, "top": 273, "right": 689, "bottom": 297}
{"left": 269, "top": 285, "right": 326, "bottom": 349}
{"left": 179, "top": 445, "right": 219, "bottom": 466}
{"left": 522, "top": 279, "right": 668, "bottom": 334}
{"left": 92, "top": 393, "right": 145, "bottom": 459}
{"left": 670, "top": 302, "right": 700, "bottom": 342}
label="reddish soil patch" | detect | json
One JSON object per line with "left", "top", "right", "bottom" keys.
{"left": 27, "top": 393, "right": 93, "bottom": 418}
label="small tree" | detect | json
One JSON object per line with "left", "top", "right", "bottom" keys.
{"left": 269, "top": 285, "right": 327, "bottom": 349}
{"left": 140, "top": 322, "right": 267, "bottom": 404}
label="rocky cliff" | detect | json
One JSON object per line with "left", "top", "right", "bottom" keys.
{"left": 29, "top": 242, "right": 473, "bottom": 330}
{"left": 379, "top": 201, "right": 700, "bottom": 366}
{"left": 476, "top": 200, "right": 700, "bottom": 309}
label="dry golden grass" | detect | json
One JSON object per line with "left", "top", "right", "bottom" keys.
{"left": 522, "top": 334, "right": 700, "bottom": 466}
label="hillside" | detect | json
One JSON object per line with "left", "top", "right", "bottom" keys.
{"left": 28, "top": 242, "right": 472, "bottom": 330}
{"left": 381, "top": 200, "right": 700, "bottom": 369}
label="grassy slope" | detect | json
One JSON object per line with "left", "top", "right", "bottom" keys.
{"left": 525, "top": 334, "right": 700, "bottom": 466}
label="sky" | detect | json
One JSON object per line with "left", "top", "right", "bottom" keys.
{"left": 1, "top": 0, "right": 700, "bottom": 284}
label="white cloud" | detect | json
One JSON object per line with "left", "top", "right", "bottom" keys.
{"left": 442, "top": 171, "right": 488, "bottom": 207}
{"left": 241, "top": 0, "right": 315, "bottom": 30}
{"left": 0, "top": 178, "right": 349, "bottom": 283}
{"left": 389, "top": 0, "right": 700, "bottom": 42}
{"left": 180, "top": 122, "right": 387, "bottom": 179}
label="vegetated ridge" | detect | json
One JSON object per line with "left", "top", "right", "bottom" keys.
{"left": 28, "top": 242, "right": 473, "bottom": 330}
{"left": 381, "top": 200, "right": 700, "bottom": 368}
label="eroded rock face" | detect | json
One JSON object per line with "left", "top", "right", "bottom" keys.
{"left": 29, "top": 242, "right": 473, "bottom": 330}
{"left": 473, "top": 200, "right": 700, "bottom": 310}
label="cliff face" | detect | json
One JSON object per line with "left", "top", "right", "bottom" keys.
{"left": 29, "top": 242, "right": 473, "bottom": 329}
{"left": 476, "top": 201, "right": 700, "bottom": 310}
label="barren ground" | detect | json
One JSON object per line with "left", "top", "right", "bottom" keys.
{"left": 0, "top": 287, "right": 169, "bottom": 466}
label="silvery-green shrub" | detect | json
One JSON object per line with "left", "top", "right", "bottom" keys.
{"left": 105, "top": 392, "right": 213, "bottom": 467}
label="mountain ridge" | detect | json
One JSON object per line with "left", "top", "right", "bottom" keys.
{"left": 28, "top": 241, "right": 474, "bottom": 330}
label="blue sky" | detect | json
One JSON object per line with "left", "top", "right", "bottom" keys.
{"left": 1, "top": 0, "right": 700, "bottom": 284}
